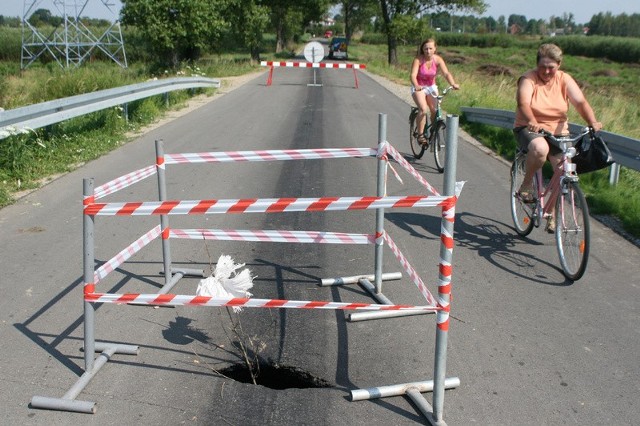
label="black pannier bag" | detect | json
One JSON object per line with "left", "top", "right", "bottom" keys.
{"left": 572, "top": 133, "right": 615, "bottom": 174}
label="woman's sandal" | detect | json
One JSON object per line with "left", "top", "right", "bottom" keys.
{"left": 417, "top": 134, "right": 429, "bottom": 146}
{"left": 545, "top": 216, "right": 556, "bottom": 234}
{"left": 517, "top": 189, "right": 537, "bottom": 203}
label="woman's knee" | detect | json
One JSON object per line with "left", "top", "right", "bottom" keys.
{"left": 528, "top": 138, "right": 549, "bottom": 158}
{"left": 426, "top": 98, "right": 436, "bottom": 112}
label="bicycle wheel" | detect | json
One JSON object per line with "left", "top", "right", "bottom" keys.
{"left": 432, "top": 121, "right": 447, "bottom": 173}
{"left": 510, "top": 154, "right": 536, "bottom": 236}
{"left": 409, "top": 108, "right": 426, "bottom": 159}
{"left": 555, "top": 181, "right": 590, "bottom": 281}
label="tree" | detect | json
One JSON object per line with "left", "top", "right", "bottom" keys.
{"left": 28, "top": 8, "right": 63, "bottom": 27}
{"left": 121, "top": 0, "right": 229, "bottom": 67}
{"left": 377, "top": 0, "right": 486, "bottom": 65}
{"left": 496, "top": 15, "right": 506, "bottom": 33}
{"left": 339, "top": 0, "right": 378, "bottom": 42}
{"left": 262, "top": 0, "right": 328, "bottom": 53}
{"left": 524, "top": 19, "right": 541, "bottom": 35}
{"left": 508, "top": 14, "right": 526, "bottom": 30}
{"left": 226, "top": 0, "right": 270, "bottom": 61}
{"left": 483, "top": 16, "right": 496, "bottom": 33}
{"left": 587, "top": 12, "right": 640, "bottom": 37}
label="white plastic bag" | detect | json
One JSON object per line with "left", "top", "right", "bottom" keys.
{"left": 196, "top": 255, "right": 254, "bottom": 312}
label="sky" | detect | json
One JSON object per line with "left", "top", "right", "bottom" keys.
{"left": 482, "top": 0, "right": 640, "bottom": 25}
{"left": 1, "top": 0, "right": 639, "bottom": 25}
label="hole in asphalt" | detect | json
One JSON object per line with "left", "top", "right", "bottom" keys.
{"left": 220, "top": 362, "right": 333, "bottom": 390}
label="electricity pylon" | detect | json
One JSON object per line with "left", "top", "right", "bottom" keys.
{"left": 21, "top": 0, "right": 127, "bottom": 69}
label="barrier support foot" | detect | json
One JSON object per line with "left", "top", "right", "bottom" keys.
{"left": 406, "top": 388, "right": 448, "bottom": 426}
{"left": 319, "top": 272, "right": 401, "bottom": 286}
{"left": 350, "top": 376, "right": 459, "bottom": 425}
{"left": 158, "top": 268, "right": 205, "bottom": 294}
{"left": 31, "top": 343, "right": 139, "bottom": 414}
{"left": 348, "top": 278, "right": 435, "bottom": 322}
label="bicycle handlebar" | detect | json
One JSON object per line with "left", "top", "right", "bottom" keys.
{"left": 539, "top": 127, "right": 597, "bottom": 159}
{"left": 441, "top": 86, "right": 455, "bottom": 96}
{"left": 539, "top": 127, "right": 595, "bottom": 145}
{"left": 429, "top": 86, "right": 455, "bottom": 100}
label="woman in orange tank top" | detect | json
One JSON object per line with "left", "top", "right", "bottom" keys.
{"left": 514, "top": 43, "right": 602, "bottom": 232}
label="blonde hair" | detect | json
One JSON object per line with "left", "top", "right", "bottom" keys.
{"left": 537, "top": 43, "right": 563, "bottom": 65}
{"left": 417, "top": 38, "right": 437, "bottom": 56}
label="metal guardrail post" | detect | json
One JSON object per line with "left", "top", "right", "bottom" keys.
{"left": 609, "top": 163, "right": 621, "bottom": 185}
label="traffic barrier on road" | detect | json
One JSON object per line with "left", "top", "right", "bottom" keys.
{"left": 32, "top": 114, "right": 463, "bottom": 425}
{"left": 260, "top": 60, "right": 366, "bottom": 88}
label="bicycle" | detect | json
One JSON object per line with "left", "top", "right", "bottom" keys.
{"left": 409, "top": 86, "right": 454, "bottom": 172}
{"left": 510, "top": 128, "right": 594, "bottom": 281}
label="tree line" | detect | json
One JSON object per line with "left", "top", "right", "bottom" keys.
{"left": 0, "top": 12, "right": 110, "bottom": 28}
{"left": 436, "top": 11, "right": 640, "bottom": 37}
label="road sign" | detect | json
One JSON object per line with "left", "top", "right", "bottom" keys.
{"left": 303, "top": 41, "right": 325, "bottom": 64}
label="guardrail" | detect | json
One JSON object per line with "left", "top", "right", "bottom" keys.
{"left": 461, "top": 107, "right": 640, "bottom": 178}
{"left": 0, "top": 77, "right": 221, "bottom": 139}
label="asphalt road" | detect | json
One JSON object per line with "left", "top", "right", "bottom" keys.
{"left": 1, "top": 59, "right": 639, "bottom": 425}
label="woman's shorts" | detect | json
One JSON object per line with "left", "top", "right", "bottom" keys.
{"left": 411, "top": 84, "right": 438, "bottom": 96}
{"left": 513, "top": 126, "right": 561, "bottom": 155}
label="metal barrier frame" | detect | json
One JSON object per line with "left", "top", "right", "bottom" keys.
{"left": 349, "top": 115, "right": 462, "bottom": 425}
{"left": 260, "top": 61, "right": 365, "bottom": 88}
{"left": 31, "top": 114, "right": 463, "bottom": 425}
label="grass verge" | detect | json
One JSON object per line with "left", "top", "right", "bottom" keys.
{"left": 0, "top": 57, "right": 264, "bottom": 207}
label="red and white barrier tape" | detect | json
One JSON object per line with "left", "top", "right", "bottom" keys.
{"left": 261, "top": 61, "right": 366, "bottom": 69}
{"left": 382, "top": 233, "right": 437, "bottom": 306}
{"left": 379, "top": 152, "right": 403, "bottom": 189}
{"left": 434, "top": 182, "right": 465, "bottom": 331}
{"left": 93, "top": 225, "right": 162, "bottom": 284}
{"left": 380, "top": 142, "right": 440, "bottom": 196}
{"left": 164, "top": 148, "right": 376, "bottom": 165}
{"left": 84, "top": 194, "right": 456, "bottom": 216}
{"left": 84, "top": 293, "right": 438, "bottom": 311}
{"left": 437, "top": 259, "right": 452, "bottom": 331}
{"left": 170, "top": 228, "right": 374, "bottom": 245}
{"left": 94, "top": 165, "right": 157, "bottom": 200}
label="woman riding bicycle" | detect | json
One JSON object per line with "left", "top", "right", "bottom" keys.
{"left": 514, "top": 43, "right": 602, "bottom": 232}
{"left": 410, "top": 38, "right": 459, "bottom": 146}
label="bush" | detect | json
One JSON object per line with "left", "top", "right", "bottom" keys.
{"left": 432, "top": 33, "right": 524, "bottom": 49}
{"left": 360, "top": 33, "right": 388, "bottom": 45}
{"left": 122, "top": 27, "right": 156, "bottom": 63}
{"left": 130, "top": 97, "right": 162, "bottom": 124}
{"left": 0, "top": 27, "right": 22, "bottom": 61}
{"left": 540, "top": 35, "right": 640, "bottom": 63}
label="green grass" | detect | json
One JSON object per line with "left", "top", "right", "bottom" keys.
{"left": 0, "top": 55, "right": 265, "bottom": 207}
{"left": 350, "top": 41, "right": 640, "bottom": 238}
